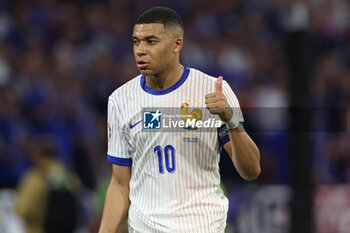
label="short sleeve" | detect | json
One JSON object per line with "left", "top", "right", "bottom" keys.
{"left": 107, "top": 96, "right": 132, "bottom": 166}
{"left": 222, "top": 80, "right": 244, "bottom": 123}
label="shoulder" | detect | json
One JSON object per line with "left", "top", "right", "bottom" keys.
{"left": 189, "top": 68, "right": 217, "bottom": 81}
{"left": 188, "top": 67, "right": 227, "bottom": 90}
{"left": 108, "top": 74, "right": 142, "bottom": 104}
{"left": 189, "top": 67, "right": 218, "bottom": 82}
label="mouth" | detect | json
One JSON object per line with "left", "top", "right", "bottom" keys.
{"left": 137, "top": 61, "right": 149, "bottom": 69}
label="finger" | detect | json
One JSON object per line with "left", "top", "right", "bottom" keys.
{"left": 207, "top": 107, "right": 223, "bottom": 114}
{"left": 205, "top": 95, "right": 226, "bottom": 104}
{"left": 206, "top": 102, "right": 226, "bottom": 108}
{"left": 205, "top": 92, "right": 217, "bottom": 99}
{"left": 205, "top": 98, "right": 219, "bottom": 105}
{"left": 215, "top": 76, "right": 223, "bottom": 93}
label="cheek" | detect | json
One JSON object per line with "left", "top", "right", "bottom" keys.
{"left": 154, "top": 45, "right": 173, "bottom": 61}
{"left": 133, "top": 46, "right": 138, "bottom": 57}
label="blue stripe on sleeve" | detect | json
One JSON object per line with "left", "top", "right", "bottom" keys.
{"left": 107, "top": 155, "right": 132, "bottom": 166}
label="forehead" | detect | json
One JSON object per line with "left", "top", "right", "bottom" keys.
{"left": 133, "top": 23, "right": 168, "bottom": 38}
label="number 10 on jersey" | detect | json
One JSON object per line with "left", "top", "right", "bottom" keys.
{"left": 154, "top": 145, "right": 176, "bottom": 174}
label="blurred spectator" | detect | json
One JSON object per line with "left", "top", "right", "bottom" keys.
{"left": 15, "top": 137, "right": 80, "bottom": 233}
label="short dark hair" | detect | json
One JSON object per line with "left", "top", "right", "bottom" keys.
{"left": 136, "top": 7, "right": 184, "bottom": 33}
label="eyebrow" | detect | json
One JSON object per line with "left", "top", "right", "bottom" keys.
{"left": 132, "top": 35, "right": 160, "bottom": 40}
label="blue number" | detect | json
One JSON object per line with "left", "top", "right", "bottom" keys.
{"left": 154, "top": 145, "right": 163, "bottom": 174}
{"left": 154, "top": 145, "right": 176, "bottom": 174}
{"left": 164, "top": 145, "right": 175, "bottom": 173}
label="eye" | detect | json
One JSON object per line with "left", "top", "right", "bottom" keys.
{"left": 148, "top": 40, "right": 157, "bottom": 44}
{"left": 133, "top": 39, "right": 139, "bottom": 45}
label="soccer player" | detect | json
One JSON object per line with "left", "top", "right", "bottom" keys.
{"left": 98, "top": 7, "right": 260, "bottom": 233}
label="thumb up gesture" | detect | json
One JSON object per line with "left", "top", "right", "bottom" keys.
{"left": 205, "top": 76, "right": 233, "bottom": 122}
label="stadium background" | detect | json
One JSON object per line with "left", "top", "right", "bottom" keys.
{"left": 0, "top": 0, "right": 349, "bottom": 232}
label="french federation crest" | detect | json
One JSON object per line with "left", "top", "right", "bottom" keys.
{"left": 180, "top": 103, "right": 202, "bottom": 130}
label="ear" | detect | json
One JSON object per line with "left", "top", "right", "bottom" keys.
{"left": 173, "top": 37, "right": 183, "bottom": 53}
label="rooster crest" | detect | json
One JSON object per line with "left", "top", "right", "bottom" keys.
{"left": 180, "top": 103, "right": 202, "bottom": 124}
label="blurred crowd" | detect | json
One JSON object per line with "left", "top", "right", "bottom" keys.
{"left": 0, "top": 0, "right": 349, "bottom": 232}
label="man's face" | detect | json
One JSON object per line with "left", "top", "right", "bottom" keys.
{"left": 132, "top": 23, "right": 180, "bottom": 76}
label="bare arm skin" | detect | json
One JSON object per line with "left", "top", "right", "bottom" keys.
{"left": 98, "top": 164, "right": 131, "bottom": 233}
{"left": 223, "top": 125, "right": 260, "bottom": 181}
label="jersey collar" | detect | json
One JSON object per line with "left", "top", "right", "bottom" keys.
{"left": 140, "top": 66, "right": 190, "bottom": 95}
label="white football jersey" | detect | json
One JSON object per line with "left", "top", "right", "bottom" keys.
{"left": 107, "top": 66, "right": 243, "bottom": 233}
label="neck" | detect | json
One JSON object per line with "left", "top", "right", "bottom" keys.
{"left": 145, "top": 63, "right": 184, "bottom": 90}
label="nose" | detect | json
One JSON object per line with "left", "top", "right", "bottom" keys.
{"left": 136, "top": 41, "right": 147, "bottom": 57}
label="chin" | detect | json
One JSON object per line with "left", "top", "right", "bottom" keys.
{"left": 139, "top": 69, "right": 154, "bottom": 76}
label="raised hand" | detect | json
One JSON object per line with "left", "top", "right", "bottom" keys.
{"left": 205, "top": 76, "right": 233, "bottom": 122}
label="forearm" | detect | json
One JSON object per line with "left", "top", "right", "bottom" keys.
{"left": 226, "top": 124, "right": 261, "bottom": 181}
{"left": 98, "top": 180, "right": 130, "bottom": 233}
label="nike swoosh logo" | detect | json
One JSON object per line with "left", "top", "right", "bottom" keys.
{"left": 129, "top": 120, "right": 142, "bottom": 129}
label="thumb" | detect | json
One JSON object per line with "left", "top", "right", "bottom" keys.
{"left": 215, "top": 76, "right": 223, "bottom": 93}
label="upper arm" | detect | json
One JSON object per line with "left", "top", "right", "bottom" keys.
{"left": 107, "top": 95, "right": 133, "bottom": 166}
{"left": 111, "top": 164, "right": 131, "bottom": 187}
{"left": 107, "top": 95, "right": 132, "bottom": 186}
